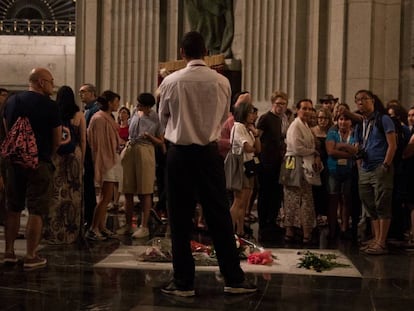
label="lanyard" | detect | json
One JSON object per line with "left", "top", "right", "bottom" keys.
{"left": 339, "top": 130, "right": 351, "bottom": 143}
{"left": 362, "top": 118, "right": 374, "bottom": 148}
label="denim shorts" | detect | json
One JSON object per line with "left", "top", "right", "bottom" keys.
{"left": 327, "top": 171, "right": 352, "bottom": 195}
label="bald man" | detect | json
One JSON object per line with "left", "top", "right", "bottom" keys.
{"left": 3, "top": 68, "right": 61, "bottom": 269}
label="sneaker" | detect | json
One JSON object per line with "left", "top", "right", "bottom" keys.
{"left": 132, "top": 226, "right": 150, "bottom": 239}
{"left": 116, "top": 225, "right": 133, "bottom": 235}
{"left": 224, "top": 280, "right": 258, "bottom": 294}
{"left": 23, "top": 256, "right": 47, "bottom": 269}
{"left": 161, "top": 280, "right": 195, "bottom": 297}
{"left": 3, "top": 252, "right": 18, "bottom": 264}
{"left": 101, "top": 228, "right": 117, "bottom": 239}
{"left": 85, "top": 229, "right": 107, "bottom": 241}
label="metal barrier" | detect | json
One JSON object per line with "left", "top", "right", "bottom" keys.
{"left": 0, "top": 19, "right": 75, "bottom": 36}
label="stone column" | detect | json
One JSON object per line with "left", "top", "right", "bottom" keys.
{"left": 345, "top": 0, "right": 401, "bottom": 106}
{"left": 76, "top": 0, "right": 160, "bottom": 106}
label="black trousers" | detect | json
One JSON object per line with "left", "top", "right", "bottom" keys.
{"left": 83, "top": 146, "right": 96, "bottom": 227}
{"left": 257, "top": 162, "right": 282, "bottom": 230}
{"left": 166, "top": 143, "right": 244, "bottom": 286}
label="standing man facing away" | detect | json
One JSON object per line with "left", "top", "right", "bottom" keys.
{"left": 79, "top": 83, "right": 99, "bottom": 228}
{"left": 3, "top": 68, "right": 61, "bottom": 268}
{"left": 158, "top": 31, "right": 257, "bottom": 297}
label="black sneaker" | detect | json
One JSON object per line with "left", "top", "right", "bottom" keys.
{"left": 224, "top": 280, "right": 258, "bottom": 294}
{"left": 161, "top": 280, "right": 195, "bottom": 297}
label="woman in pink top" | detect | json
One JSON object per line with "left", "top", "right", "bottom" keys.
{"left": 86, "top": 90, "right": 122, "bottom": 241}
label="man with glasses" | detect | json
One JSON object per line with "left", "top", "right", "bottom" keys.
{"left": 3, "top": 68, "right": 61, "bottom": 268}
{"left": 79, "top": 83, "right": 99, "bottom": 229}
{"left": 256, "top": 91, "right": 287, "bottom": 240}
{"left": 354, "top": 90, "right": 396, "bottom": 255}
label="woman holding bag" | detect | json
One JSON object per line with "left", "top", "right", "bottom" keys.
{"left": 283, "top": 99, "right": 322, "bottom": 244}
{"left": 229, "top": 102, "right": 261, "bottom": 237}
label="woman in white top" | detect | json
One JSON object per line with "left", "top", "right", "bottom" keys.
{"left": 284, "top": 99, "right": 322, "bottom": 244}
{"left": 229, "top": 102, "right": 261, "bottom": 237}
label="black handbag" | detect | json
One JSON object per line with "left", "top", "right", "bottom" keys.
{"left": 244, "top": 157, "right": 259, "bottom": 177}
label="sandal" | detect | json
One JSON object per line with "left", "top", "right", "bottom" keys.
{"left": 363, "top": 243, "right": 388, "bottom": 255}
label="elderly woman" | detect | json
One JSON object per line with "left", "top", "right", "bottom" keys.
{"left": 283, "top": 99, "right": 322, "bottom": 244}
{"left": 229, "top": 102, "right": 261, "bottom": 237}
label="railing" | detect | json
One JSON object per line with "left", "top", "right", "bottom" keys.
{"left": 0, "top": 19, "right": 75, "bottom": 36}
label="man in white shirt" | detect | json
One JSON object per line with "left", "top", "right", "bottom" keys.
{"left": 158, "top": 31, "right": 257, "bottom": 297}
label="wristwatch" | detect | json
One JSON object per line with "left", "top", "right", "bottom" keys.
{"left": 382, "top": 163, "right": 390, "bottom": 169}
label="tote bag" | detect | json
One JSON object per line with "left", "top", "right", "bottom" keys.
{"left": 279, "top": 155, "right": 302, "bottom": 187}
{"left": 224, "top": 128, "right": 244, "bottom": 191}
{"left": 224, "top": 151, "right": 244, "bottom": 191}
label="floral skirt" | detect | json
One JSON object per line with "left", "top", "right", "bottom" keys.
{"left": 283, "top": 181, "right": 316, "bottom": 229}
{"left": 43, "top": 146, "right": 82, "bottom": 244}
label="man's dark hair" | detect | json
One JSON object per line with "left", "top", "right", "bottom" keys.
{"left": 181, "top": 31, "right": 206, "bottom": 59}
{"left": 0, "top": 88, "right": 8, "bottom": 94}
{"left": 137, "top": 92, "right": 156, "bottom": 107}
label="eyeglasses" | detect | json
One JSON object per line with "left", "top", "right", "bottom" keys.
{"left": 274, "top": 101, "right": 287, "bottom": 106}
{"left": 79, "top": 89, "right": 91, "bottom": 95}
{"left": 355, "top": 96, "right": 372, "bottom": 103}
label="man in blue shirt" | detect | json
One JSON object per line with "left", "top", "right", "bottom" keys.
{"left": 354, "top": 90, "right": 396, "bottom": 255}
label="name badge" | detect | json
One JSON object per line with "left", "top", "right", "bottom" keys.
{"left": 337, "top": 159, "right": 347, "bottom": 166}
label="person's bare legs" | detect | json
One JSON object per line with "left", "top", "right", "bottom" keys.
{"left": 25, "top": 214, "right": 43, "bottom": 258}
{"left": 377, "top": 218, "right": 391, "bottom": 247}
{"left": 97, "top": 182, "right": 114, "bottom": 231}
{"left": 139, "top": 194, "right": 152, "bottom": 228}
{"left": 123, "top": 193, "right": 134, "bottom": 228}
{"left": 5, "top": 210, "right": 21, "bottom": 254}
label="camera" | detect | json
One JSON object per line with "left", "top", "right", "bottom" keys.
{"left": 354, "top": 147, "right": 367, "bottom": 160}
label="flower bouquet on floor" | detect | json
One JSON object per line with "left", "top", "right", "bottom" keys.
{"left": 137, "top": 238, "right": 173, "bottom": 262}
{"left": 235, "top": 235, "right": 275, "bottom": 265}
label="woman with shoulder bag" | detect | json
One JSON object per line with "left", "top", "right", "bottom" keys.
{"left": 229, "top": 102, "right": 261, "bottom": 237}
{"left": 283, "top": 99, "right": 322, "bottom": 244}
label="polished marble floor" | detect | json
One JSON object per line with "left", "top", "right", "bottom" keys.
{"left": 1, "top": 212, "right": 414, "bottom": 311}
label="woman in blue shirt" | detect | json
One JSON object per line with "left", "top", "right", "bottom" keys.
{"left": 326, "top": 113, "right": 357, "bottom": 239}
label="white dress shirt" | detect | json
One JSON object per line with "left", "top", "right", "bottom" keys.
{"left": 158, "top": 59, "right": 231, "bottom": 145}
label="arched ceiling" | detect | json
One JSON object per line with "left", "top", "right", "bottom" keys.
{"left": 0, "top": 0, "right": 75, "bottom": 21}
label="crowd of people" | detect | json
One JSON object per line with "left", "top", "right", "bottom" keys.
{"left": 0, "top": 31, "right": 414, "bottom": 295}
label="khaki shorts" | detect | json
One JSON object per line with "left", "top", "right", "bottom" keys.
{"left": 121, "top": 143, "right": 155, "bottom": 194}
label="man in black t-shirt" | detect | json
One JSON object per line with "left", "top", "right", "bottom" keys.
{"left": 256, "top": 91, "right": 286, "bottom": 240}
{"left": 3, "top": 68, "right": 61, "bottom": 269}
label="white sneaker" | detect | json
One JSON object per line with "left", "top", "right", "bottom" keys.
{"left": 116, "top": 225, "right": 133, "bottom": 235}
{"left": 132, "top": 226, "right": 149, "bottom": 238}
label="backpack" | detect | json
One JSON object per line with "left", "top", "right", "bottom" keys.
{"left": 57, "top": 119, "right": 77, "bottom": 155}
{"left": 375, "top": 114, "right": 409, "bottom": 164}
{"left": 0, "top": 115, "right": 39, "bottom": 169}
